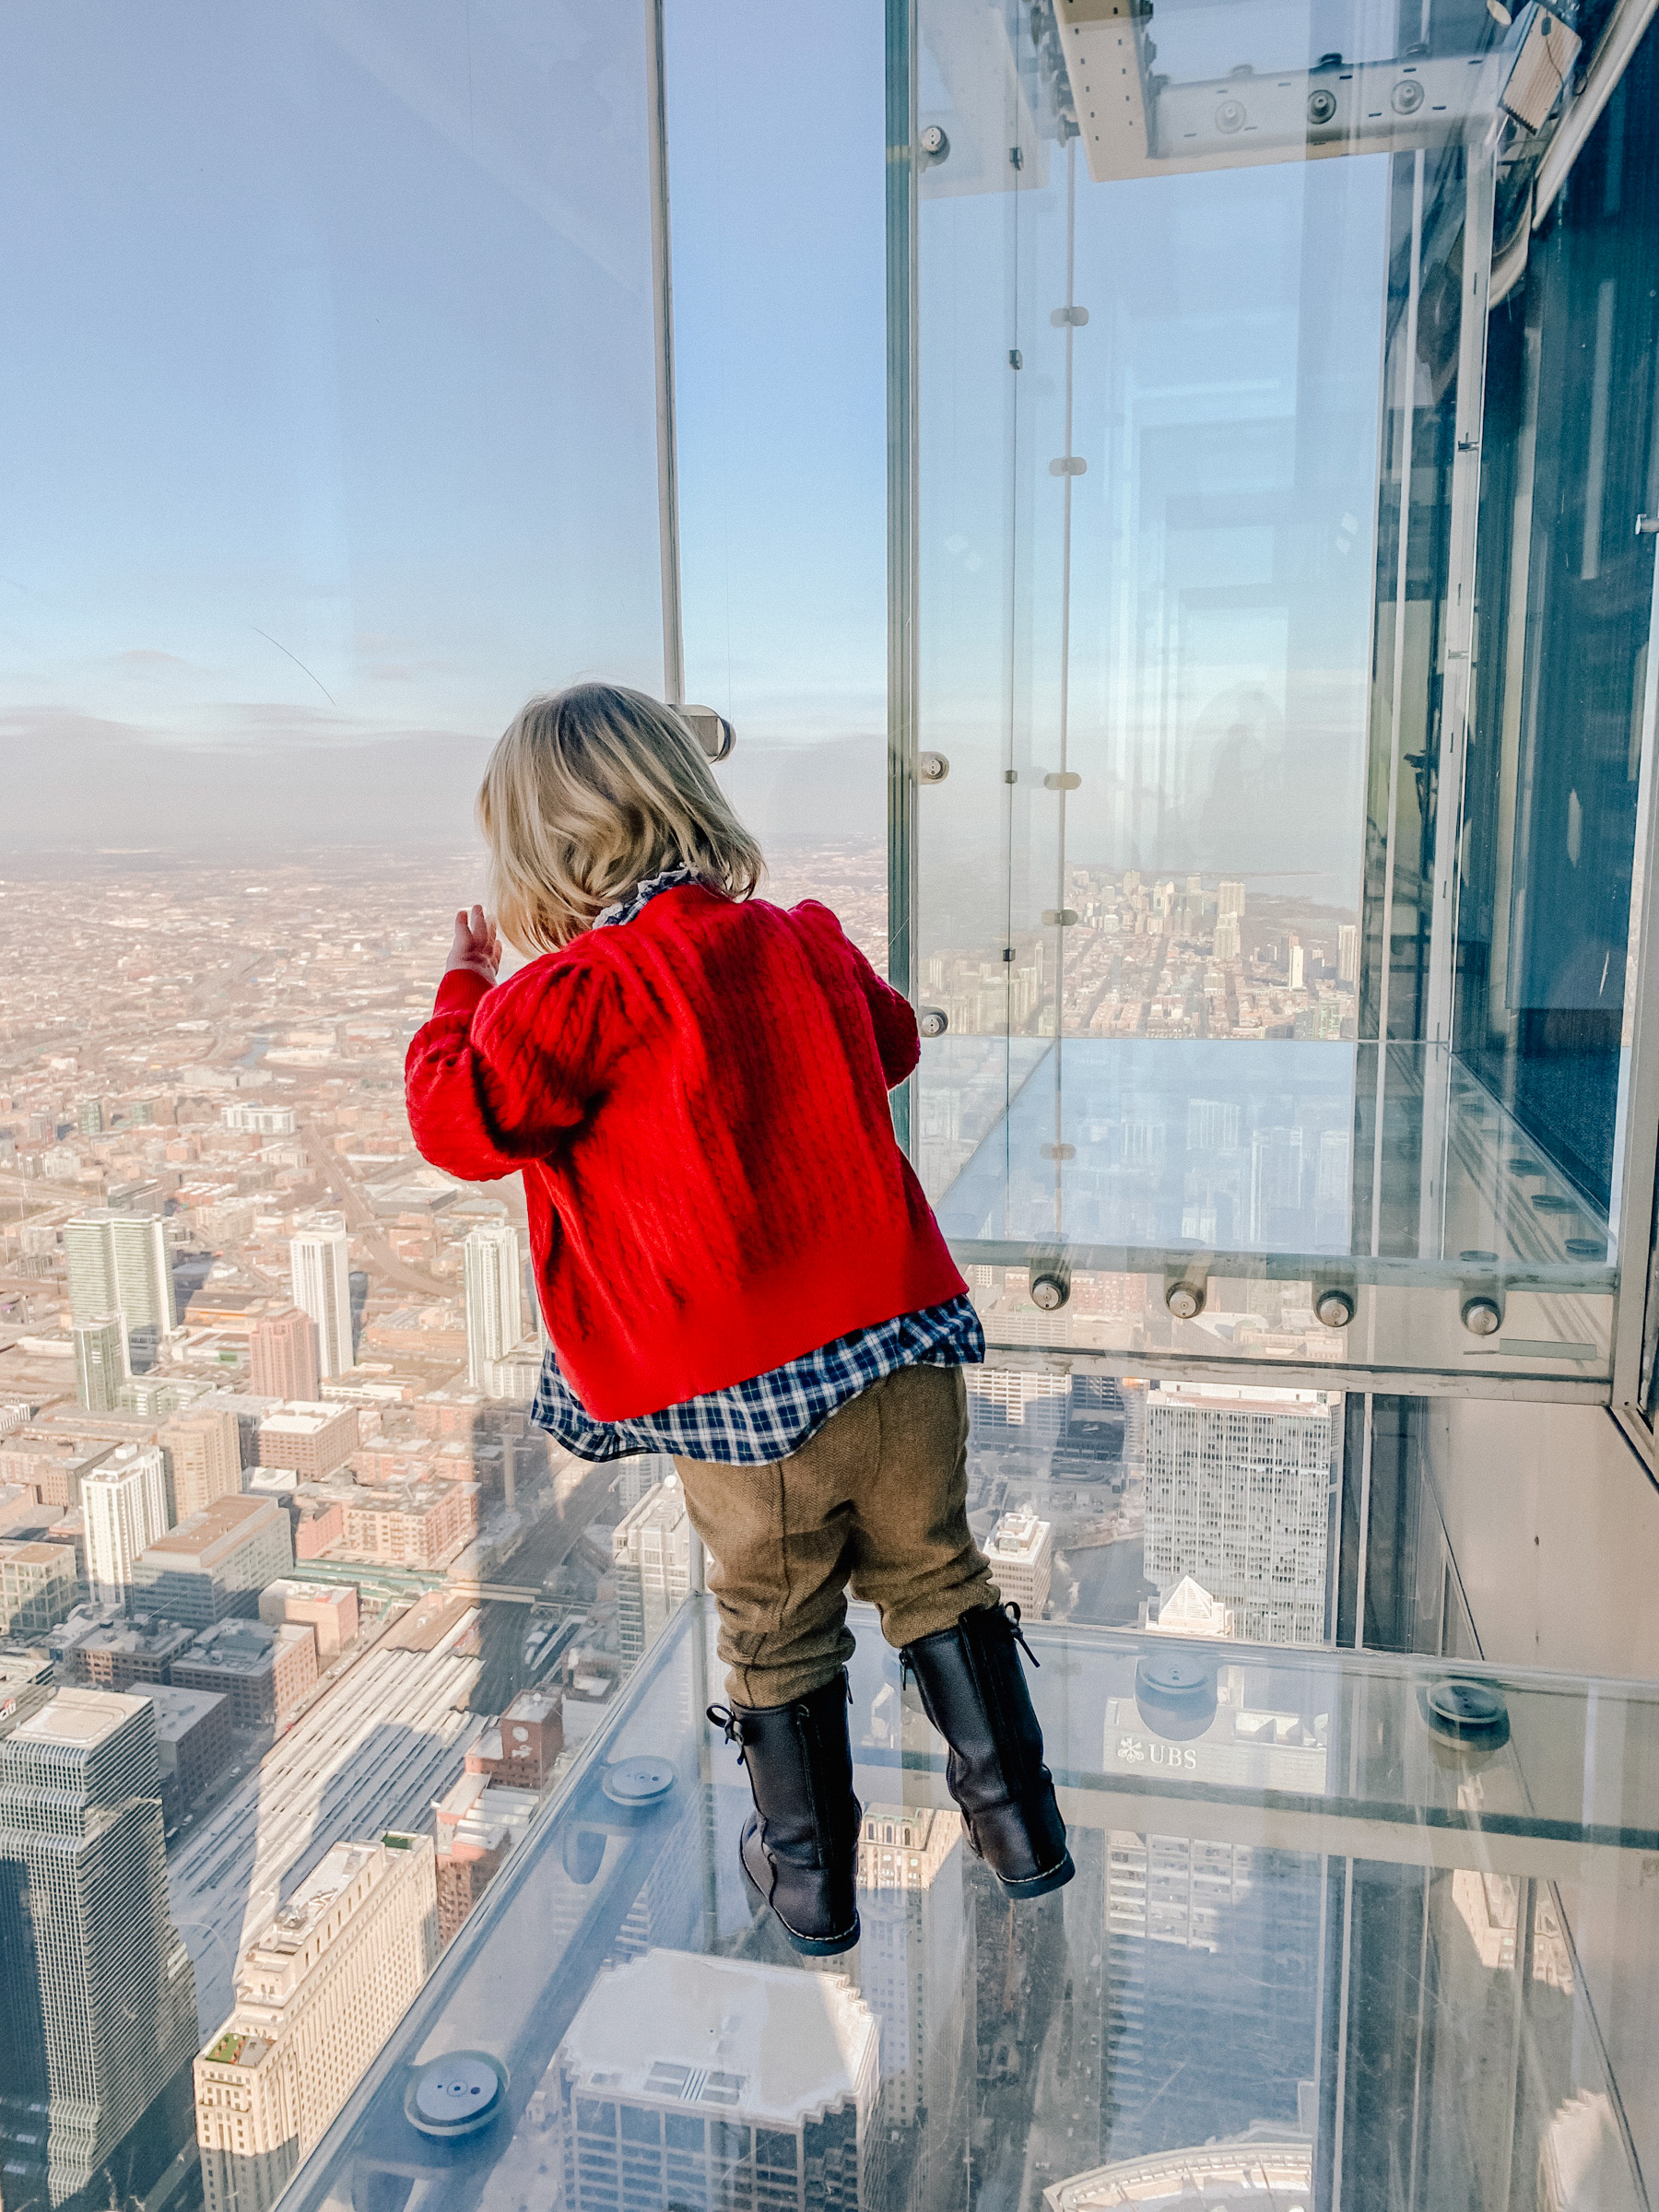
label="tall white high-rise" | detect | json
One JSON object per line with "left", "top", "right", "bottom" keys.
{"left": 856, "top": 1804, "right": 969, "bottom": 2143}
{"left": 1337, "top": 922, "right": 1359, "bottom": 984}
{"left": 464, "top": 1221, "right": 524, "bottom": 1389}
{"left": 555, "top": 1951, "right": 877, "bottom": 2212}
{"left": 611, "top": 1476, "right": 691, "bottom": 1668}
{"left": 83, "top": 1442, "right": 171, "bottom": 1606}
{"left": 1143, "top": 1385, "right": 1334, "bottom": 1643}
{"left": 194, "top": 1834, "right": 438, "bottom": 2212}
{"left": 984, "top": 1505, "right": 1053, "bottom": 1617}
{"left": 73, "top": 1314, "right": 128, "bottom": 1412}
{"left": 65, "top": 1208, "right": 176, "bottom": 1368}
{"left": 289, "top": 1216, "right": 352, "bottom": 1380}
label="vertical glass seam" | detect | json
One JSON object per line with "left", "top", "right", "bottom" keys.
{"left": 645, "top": 0, "right": 685, "bottom": 706}
{"left": 886, "top": 0, "right": 919, "bottom": 1153}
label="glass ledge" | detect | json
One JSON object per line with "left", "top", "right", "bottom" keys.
{"left": 282, "top": 1597, "right": 1659, "bottom": 2212}
{"left": 924, "top": 1039, "right": 1618, "bottom": 1391}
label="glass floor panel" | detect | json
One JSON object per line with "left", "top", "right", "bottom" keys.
{"left": 283, "top": 1598, "right": 1659, "bottom": 2212}
{"left": 922, "top": 1039, "right": 1618, "bottom": 1389}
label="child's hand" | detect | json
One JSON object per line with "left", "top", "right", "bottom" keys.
{"left": 445, "top": 905, "right": 500, "bottom": 985}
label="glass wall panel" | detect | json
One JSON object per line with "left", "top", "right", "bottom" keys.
{"left": 665, "top": 0, "right": 889, "bottom": 943}
{"left": 906, "top": 0, "right": 1659, "bottom": 1397}
{"left": 0, "top": 7, "right": 667, "bottom": 2208}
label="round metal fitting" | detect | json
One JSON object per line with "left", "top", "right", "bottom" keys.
{"left": 1314, "top": 1288, "right": 1354, "bottom": 1331}
{"left": 406, "top": 2051, "right": 508, "bottom": 2140}
{"left": 602, "top": 1753, "right": 677, "bottom": 1810}
{"left": 1216, "top": 97, "right": 1245, "bottom": 132}
{"left": 680, "top": 705, "right": 735, "bottom": 763}
{"left": 919, "top": 1006, "right": 949, "bottom": 1040}
{"left": 1307, "top": 87, "right": 1337, "bottom": 124}
{"left": 917, "top": 750, "right": 950, "bottom": 783}
{"left": 1030, "top": 1271, "right": 1070, "bottom": 1312}
{"left": 1391, "top": 77, "right": 1425, "bottom": 113}
{"left": 1422, "top": 1677, "right": 1510, "bottom": 1749}
{"left": 1461, "top": 1294, "right": 1501, "bottom": 1338}
{"left": 1166, "top": 1280, "right": 1205, "bottom": 1321}
{"left": 919, "top": 123, "right": 949, "bottom": 160}
{"left": 1134, "top": 1650, "right": 1218, "bottom": 1742}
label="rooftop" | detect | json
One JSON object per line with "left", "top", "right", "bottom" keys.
{"left": 74, "top": 1614, "right": 195, "bottom": 1658}
{"left": 559, "top": 1948, "right": 877, "bottom": 2124}
{"left": 11, "top": 1685, "right": 147, "bottom": 1752}
{"left": 141, "top": 1493, "right": 277, "bottom": 1560}
{"left": 178, "top": 1619, "right": 308, "bottom": 1674}
{"left": 141, "top": 1682, "right": 228, "bottom": 1738}
{"left": 261, "top": 1404, "right": 353, "bottom": 1436}
{"left": 0, "top": 1539, "right": 75, "bottom": 1568}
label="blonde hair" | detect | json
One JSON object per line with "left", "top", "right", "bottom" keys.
{"left": 478, "top": 683, "right": 764, "bottom": 954}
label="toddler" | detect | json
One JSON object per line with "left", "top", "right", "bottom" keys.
{"left": 406, "top": 681, "right": 1072, "bottom": 1955}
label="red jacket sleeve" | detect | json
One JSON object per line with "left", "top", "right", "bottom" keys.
{"left": 404, "top": 958, "right": 615, "bottom": 1181}
{"left": 794, "top": 902, "right": 921, "bottom": 1090}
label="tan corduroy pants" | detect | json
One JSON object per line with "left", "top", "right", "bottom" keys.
{"left": 673, "top": 1362, "right": 999, "bottom": 1709}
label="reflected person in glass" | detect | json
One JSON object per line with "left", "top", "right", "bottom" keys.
{"left": 406, "top": 682, "right": 1074, "bottom": 1955}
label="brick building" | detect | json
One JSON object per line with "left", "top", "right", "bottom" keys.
{"left": 465, "top": 1687, "right": 563, "bottom": 1791}
{"left": 257, "top": 1578, "right": 359, "bottom": 1659}
{"left": 248, "top": 1304, "right": 321, "bottom": 1403}
{"left": 0, "top": 1433, "right": 112, "bottom": 1511}
{"left": 158, "top": 1405, "right": 243, "bottom": 1520}
{"left": 144, "top": 1681, "right": 233, "bottom": 1811}
{"left": 432, "top": 1768, "right": 537, "bottom": 1943}
{"left": 335, "top": 1480, "right": 479, "bottom": 1569}
{"left": 71, "top": 1612, "right": 195, "bottom": 1690}
{"left": 254, "top": 1403, "right": 359, "bottom": 1483}
{"left": 171, "top": 1618, "right": 318, "bottom": 1729}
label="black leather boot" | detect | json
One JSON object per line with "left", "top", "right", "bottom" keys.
{"left": 708, "top": 1672, "right": 862, "bottom": 1956}
{"left": 901, "top": 1602, "right": 1075, "bottom": 1898}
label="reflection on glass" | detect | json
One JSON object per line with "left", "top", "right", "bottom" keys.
{"left": 276, "top": 1598, "right": 1659, "bottom": 2212}
{"left": 908, "top": 0, "right": 1659, "bottom": 1389}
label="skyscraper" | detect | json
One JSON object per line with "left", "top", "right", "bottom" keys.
{"left": 0, "top": 1688, "right": 200, "bottom": 2206}
{"left": 288, "top": 1217, "right": 352, "bottom": 1380}
{"left": 1248, "top": 1127, "right": 1304, "bottom": 1246}
{"left": 65, "top": 1208, "right": 176, "bottom": 1371}
{"left": 984, "top": 1506, "right": 1053, "bottom": 1616}
{"left": 554, "top": 1950, "right": 877, "bottom": 2212}
{"left": 1337, "top": 922, "right": 1359, "bottom": 984}
{"left": 83, "top": 1442, "right": 171, "bottom": 1607}
{"left": 464, "top": 1220, "right": 524, "bottom": 1390}
{"left": 194, "top": 1834, "right": 437, "bottom": 2212}
{"left": 856, "top": 1805, "right": 969, "bottom": 2143}
{"left": 1102, "top": 1830, "right": 1320, "bottom": 2159}
{"left": 248, "top": 1305, "right": 320, "bottom": 1403}
{"left": 611, "top": 1476, "right": 692, "bottom": 1669}
{"left": 1143, "top": 1386, "right": 1334, "bottom": 1644}
{"left": 73, "top": 1313, "right": 127, "bottom": 1413}
{"left": 159, "top": 1404, "right": 245, "bottom": 1520}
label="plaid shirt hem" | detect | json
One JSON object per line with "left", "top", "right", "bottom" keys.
{"left": 531, "top": 1294, "right": 985, "bottom": 1465}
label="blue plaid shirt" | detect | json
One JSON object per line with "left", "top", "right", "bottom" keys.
{"left": 528, "top": 865, "right": 982, "bottom": 1465}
